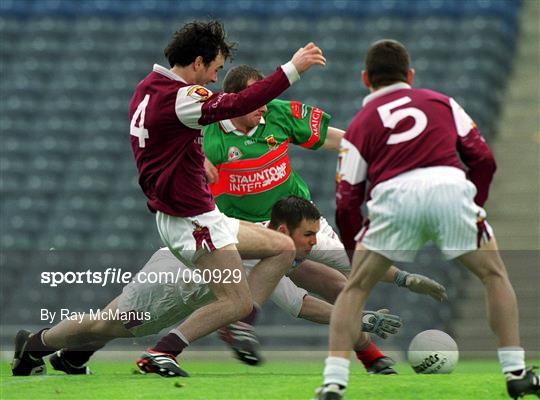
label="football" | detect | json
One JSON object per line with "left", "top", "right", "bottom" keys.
{"left": 407, "top": 330, "right": 459, "bottom": 374}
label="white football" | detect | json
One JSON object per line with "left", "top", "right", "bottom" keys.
{"left": 407, "top": 329, "right": 459, "bottom": 374}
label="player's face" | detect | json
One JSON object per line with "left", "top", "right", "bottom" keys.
{"left": 289, "top": 218, "right": 319, "bottom": 259}
{"left": 199, "top": 52, "right": 225, "bottom": 85}
{"left": 235, "top": 79, "right": 267, "bottom": 131}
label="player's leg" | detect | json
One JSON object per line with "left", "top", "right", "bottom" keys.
{"left": 456, "top": 236, "right": 539, "bottom": 398}
{"left": 322, "top": 244, "right": 392, "bottom": 390}
{"left": 175, "top": 244, "right": 254, "bottom": 339}
{"left": 216, "top": 222, "right": 295, "bottom": 365}
{"left": 235, "top": 220, "right": 296, "bottom": 305}
{"left": 44, "top": 297, "right": 133, "bottom": 348}
{"left": 457, "top": 236, "right": 519, "bottom": 348}
{"left": 432, "top": 175, "right": 539, "bottom": 398}
{"left": 12, "top": 297, "right": 132, "bottom": 376}
{"left": 145, "top": 211, "right": 259, "bottom": 368}
{"left": 49, "top": 341, "right": 106, "bottom": 375}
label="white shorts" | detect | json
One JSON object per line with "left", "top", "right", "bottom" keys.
{"left": 357, "top": 167, "right": 493, "bottom": 262}
{"left": 117, "top": 249, "right": 214, "bottom": 337}
{"left": 118, "top": 249, "right": 308, "bottom": 336}
{"left": 156, "top": 208, "right": 240, "bottom": 265}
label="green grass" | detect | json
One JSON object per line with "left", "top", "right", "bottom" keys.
{"left": 0, "top": 359, "right": 526, "bottom": 400}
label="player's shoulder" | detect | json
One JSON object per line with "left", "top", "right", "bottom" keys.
{"left": 266, "top": 98, "right": 289, "bottom": 113}
{"left": 411, "top": 87, "right": 450, "bottom": 102}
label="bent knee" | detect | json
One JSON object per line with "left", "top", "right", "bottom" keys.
{"left": 274, "top": 235, "right": 296, "bottom": 263}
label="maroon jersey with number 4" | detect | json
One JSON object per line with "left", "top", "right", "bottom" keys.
{"left": 336, "top": 82, "right": 497, "bottom": 250}
{"left": 129, "top": 63, "right": 298, "bottom": 217}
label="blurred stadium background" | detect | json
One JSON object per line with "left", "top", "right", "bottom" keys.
{"left": 1, "top": 0, "right": 538, "bottom": 359}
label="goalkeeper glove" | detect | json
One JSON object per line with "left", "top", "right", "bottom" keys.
{"left": 361, "top": 309, "right": 402, "bottom": 339}
{"left": 394, "top": 270, "right": 448, "bottom": 302}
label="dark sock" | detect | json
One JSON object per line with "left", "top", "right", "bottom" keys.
{"left": 27, "top": 328, "right": 56, "bottom": 359}
{"left": 240, "top": 304, "right": 259, "bottom": 325}
{"left": 62, "top": 343, "right": 105, "bottom": 367}
{"left": 151, "top": 330, "right": 188, "bottom": 357}
{"left": 355, "top": 341, "right": 385, "bottom": 369}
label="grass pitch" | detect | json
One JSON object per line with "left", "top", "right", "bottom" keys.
{"left": 0, "top": 358, "right": 527, "bottom": 399}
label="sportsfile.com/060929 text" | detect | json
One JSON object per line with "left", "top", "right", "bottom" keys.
{"left": 40, "top": 267, "right": 243, "bottom": 287}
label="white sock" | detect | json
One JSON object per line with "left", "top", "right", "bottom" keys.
{"left": 170, "top": 328, "right": 190, "bottom": 345}
{"left": 323, "top": 356, "right": 350, "bottom": 388}
{"left": 498, "top": 346, "right": 525, "bottom": 373}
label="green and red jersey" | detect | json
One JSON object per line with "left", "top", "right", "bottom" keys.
{"left": 202, "top": 99, "right": 330, "bottom": 222}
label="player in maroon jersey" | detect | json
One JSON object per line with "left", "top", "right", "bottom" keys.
{"left": 315, "top": 40, "right": 539, "bottom": 400}
{"left": 11, "top": 20, "right": 326, "bottom": 378}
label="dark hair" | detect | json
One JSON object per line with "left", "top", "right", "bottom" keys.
{"left": 164, "top": 20, "right": 236, "bottom": 67}
{"left": 365, "top": 39, "right": 410, "bottom": 89}
{"left": 223, "top": 64, "right": 264, "bottom": 93}
{"left": 268, "top": 196, "right": 321, "bottom": 232}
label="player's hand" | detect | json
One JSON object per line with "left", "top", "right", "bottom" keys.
{"left": 290, "top": 42, "right": 326, "bottom": 74}
{"left": 361, "top": 309, "right": 402, "bottom": 339}
{"left": 396, "top": 271, "right": 448, "bottom": 302}
{"left": 204, "top": 157, "right": 218, "bottom": 184}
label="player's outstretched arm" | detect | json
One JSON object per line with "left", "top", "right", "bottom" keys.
{"left": 191, "top": 43, "right": 324, "bottom": 127}
{"left": 290, "top": 42, "right": 326, "bottom": 74}
{"left": 322, "top": 127, "right": 344, "bottom": 151}
{"left": 297, "top": 296, "right": 402, "bottom": 339}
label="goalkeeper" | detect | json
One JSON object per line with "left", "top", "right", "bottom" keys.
{"left": 202, "top": 66, "right": 447, "bottom": 371}
{"left": 12, "top": 198, "right": 401, "bottom": 377}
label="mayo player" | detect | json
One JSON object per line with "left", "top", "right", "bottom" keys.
{"left": 203, "top": 65, "right": 448, "bottom": 373}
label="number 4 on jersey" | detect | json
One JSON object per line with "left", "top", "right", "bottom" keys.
{"left": 130, "top": 94, "right": 150, "bottom": 148}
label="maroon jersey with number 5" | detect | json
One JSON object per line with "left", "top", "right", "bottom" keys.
{"left": 129, "top": 63, "right": 298, "bottom": 217}
{"left": 336, "top": 82, "right": 496, "bottom": 251}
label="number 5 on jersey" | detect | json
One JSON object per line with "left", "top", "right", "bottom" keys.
{"left": 377, "top": 96, "right": 427, "bottom": 145}
{"left": 130, "top": 94, "right": 150, "bottom": 148}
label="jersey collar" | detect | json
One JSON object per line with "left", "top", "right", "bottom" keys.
{"left": 362, "top": 82, "right": 411, "bottom": 106}
{"left": 153, "top": 64, "right": 188, "bottom": 84}
{"left": 219, "top": 117, "right": 266, "bottom": 137}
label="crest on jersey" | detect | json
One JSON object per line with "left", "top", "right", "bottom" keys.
{"left": 336, "top": 148, "right": 349, "bottom": 183}
{"left": 187, "top": 85, "right": 211, "bottom": 102}
{"left": 290, "top": 101, "right": 308, "bottom": 119}
{"left": 191, "top": 220, "right": 215, "bottom": 251}
{"left": 265, "top": 135, "right": 278, "bottom": 150}
{"left": 227, "top": 146, "right": 243, "bottom": 161}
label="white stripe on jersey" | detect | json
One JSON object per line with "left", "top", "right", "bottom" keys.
{"left": 450, "top": 97, "right": 475, "bottom": 137}
{"left": 338, "top": 138, "right": 367, "bottom": 185}
{"left": 175, "top": 85, "right": 214, "bottom": 130}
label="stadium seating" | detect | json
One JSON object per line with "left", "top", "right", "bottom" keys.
{"left": 0, "top": 0, "right": 522, "bottom": 350}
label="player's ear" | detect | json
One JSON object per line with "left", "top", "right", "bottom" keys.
{"left": 193, "top": 56, "right": 204, "bottom": 70}
{"left": 407, "top": 68, "right": 415, "bottom": 85}
{"left": 277, "top": 224, "right": 289, "bottom": 236}
{"left": 361, "top": 70, "right": 371, "bottom": 89}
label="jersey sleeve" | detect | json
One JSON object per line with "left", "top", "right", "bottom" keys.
{"left": 277, "top": 100, "right": 330, "bottom": 150}
{"left": 175, "top": 64, "right": 298, "bottom": 130}
{"left": 335, "top": 136, "right": 368, "bottom": 255}
{"left": 450, "top": 98, "right": 497, "bottom": 206}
